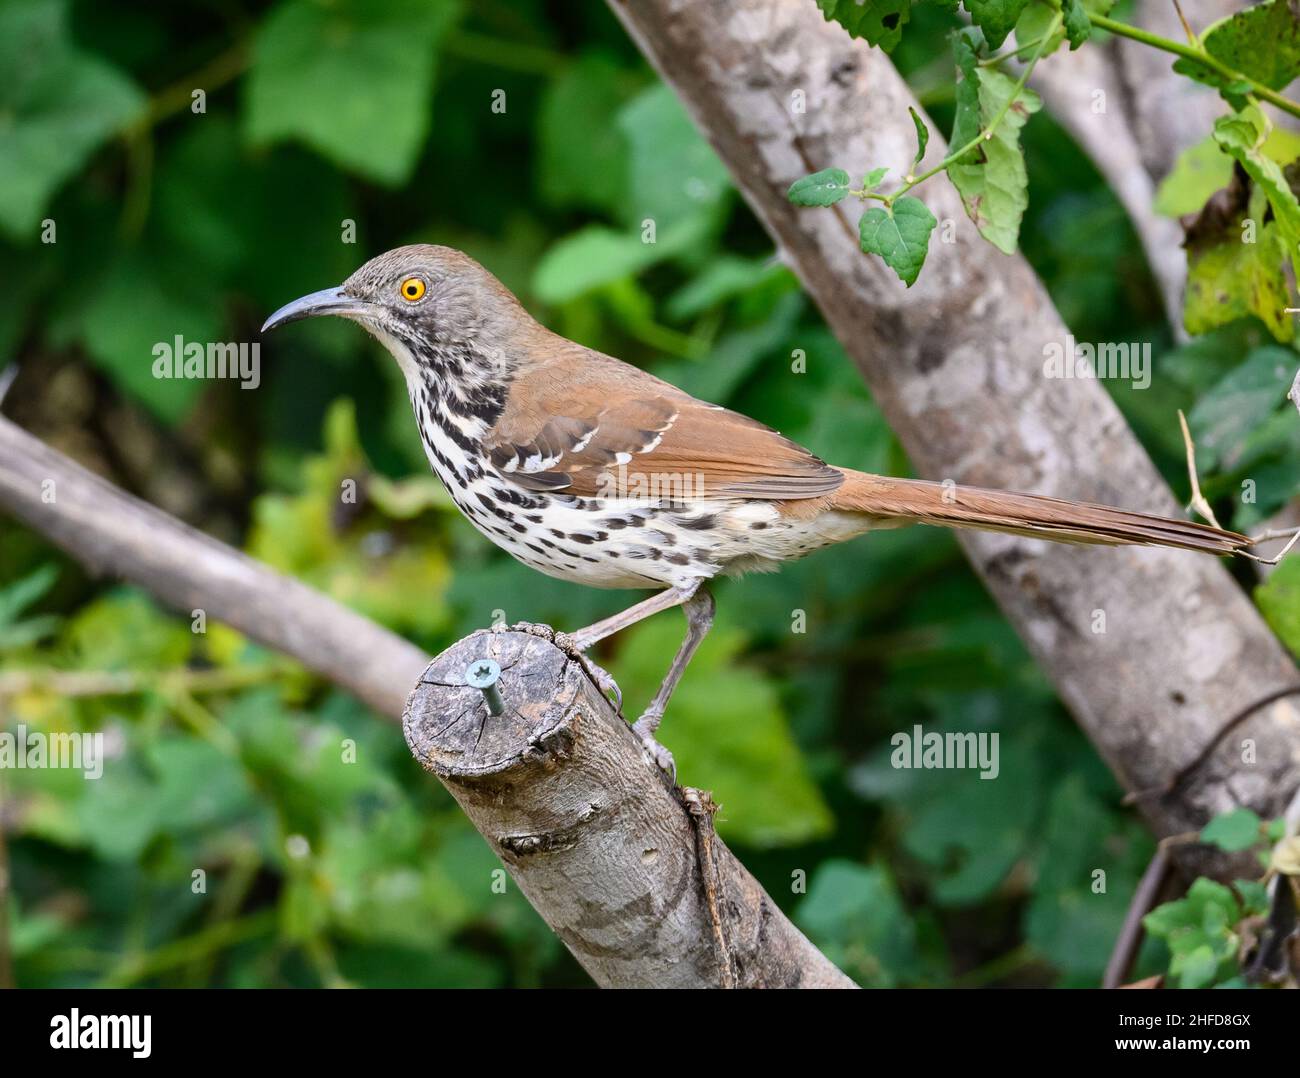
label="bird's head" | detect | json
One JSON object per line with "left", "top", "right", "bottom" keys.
{"left": 261, "top": 244, "right": 527, "bottom": 383}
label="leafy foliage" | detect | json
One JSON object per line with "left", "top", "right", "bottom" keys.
{"left": 246, "top": 0, "right": 460, "bottom": 185}
{"left": 795, "top": 861, "right": 922, "bottom": 986}
{"left": 0, "top": 0, "right": 144, "bottom": 237}
{"left": 799, "top": 0, "right": 1300, "bottom": 321}
{"left": 908, "top": 108, "right": 929, "bottom": 165}
{"left": 2, "top": 0, "right": 1298, "bottom": 991}
{"left": 1144, "top": 879, "right": 1250, "bottom": 988}
{"left": 1201, "top": 807, "right": 1265, "bottom": 853}
{"left": 1143, "top": 808, "right": 1283, "bottom": 988}
{"left": 1213, "top": 105, "right": 1300, "bottom": 281}
{"left": 949, "top": 31, "right": 1042, "bottom": 254}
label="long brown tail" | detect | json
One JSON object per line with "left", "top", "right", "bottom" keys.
{"left": 831, "top": 471, "right": 1250, "bottom": 557}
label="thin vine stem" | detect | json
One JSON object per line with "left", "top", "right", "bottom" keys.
{"left": 1087, "top": 11, "right": 1300, "bottom": 122}
{"left": 978, "top": 31, "right": 1055, "bottom": 67}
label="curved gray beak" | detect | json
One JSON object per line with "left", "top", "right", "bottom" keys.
{"left": 261, "top": 287, "right": 368, "bottom": 333}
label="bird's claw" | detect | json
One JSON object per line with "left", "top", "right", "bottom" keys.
{"left": 554, "top": 631, "right": 623, "bottom": 714}
{"left": 496, "top": 620, "right": 553, "bottom": 640}
{"left": 633, "top": 713, "right": 676, "bottom": 784}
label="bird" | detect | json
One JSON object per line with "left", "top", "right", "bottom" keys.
{"left": 263, "top": 244, "right": 1257, "bottom": 777}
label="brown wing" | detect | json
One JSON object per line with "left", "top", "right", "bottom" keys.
{"left": 487, "top": 339, "right": 843, "bottom": 501}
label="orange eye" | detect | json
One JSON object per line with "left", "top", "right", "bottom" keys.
{"left": 399, "top": 277, "right": 426, "bottom": 302}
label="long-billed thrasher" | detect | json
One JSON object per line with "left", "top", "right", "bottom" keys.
{"left": 264, "top": 245, "right": 1260, "bottom": 776}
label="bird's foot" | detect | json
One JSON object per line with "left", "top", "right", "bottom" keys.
{"left": 633, "top": 710, "right": 676, "bottom": 784}
{"left": 553, "top": 631, "right": 623, "bottom": 714}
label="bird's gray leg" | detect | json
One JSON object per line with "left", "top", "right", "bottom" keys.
{"left": 632, "top": 584, "right": 714, "bottom": 781}
{"left": 567, "top": 586, "right": 694, "bottom": 651}
{"left": 560, "top": 585, "right": 700, "bottom": 714}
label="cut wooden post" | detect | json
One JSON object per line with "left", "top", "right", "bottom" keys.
{"left": 403, "top": 627, "right": 855, "bottom": 989}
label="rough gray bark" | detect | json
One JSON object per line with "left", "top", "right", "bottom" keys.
{"left": 607, "top": 0, "right": 1300, "bottom": 861}
{"left": 0, "top": 414, "right": 429, "bottom": 719}
{"left": 404, "top": 626, "right": 854, "bottom": 988}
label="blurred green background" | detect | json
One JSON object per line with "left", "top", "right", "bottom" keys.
{"left": 1, "top": 0, "right": 1297, "bottom": 988}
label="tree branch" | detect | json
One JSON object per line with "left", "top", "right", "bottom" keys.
{"left": 607, "top": 0, "right": 1300, "bottom": 874}
{"left": 0, "top": 415, "right": 429, "bottom": 719}
{"left": 405, "top": 626, "right": 853, "bottom": 988}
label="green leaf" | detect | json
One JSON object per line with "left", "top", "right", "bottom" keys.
{"left": 537, "top": 52, "right": 633, "bottom": 215}
{"left": 787, "top": 168, "right": 852, "bottom": 207}
{"left": 51, "top": 249, "right": 220, "bottom": 423}
{"left": 0, "top": 0, "right": 145, "bottom": 238}
{"left": 1189, "top": 347, "right": 1297, "bottom": 465}
{"left": 0, "top": 564, "right": 60, "bottom": 651}
{"left": 795, "top": 861, "right": 920, "bottom": 987}
{"left": 864, "top": 166, "right": 890, "bottom": 190}
{"left": 816, "top": 0, "right": 912, "bottom": 53}
{"left": 858, "top": 196, "right": 937, "bottom": 286}
{"left": 1172, "top": 56, "right": 1252, "bottom": 110}
{"left": 1257, "top": 554, "right": 1300, "bottom": 658}
{"left": 884, "top": 727, "right": 1045, "bottom": 905}
{"left": 1155, "top": 136, "right": 1236, "bottom": 217}
{"left": 1156, "top": 127, "right": 1300, "bottom": 218}
{"left": 657, "top": 292, "right": 804, "bottom": 403}
{"left": 0, "top": 564, "right": 58, "bottom": 627}
{"left": 1200, "top": 0, "right": 1300, "bottom": 92}
{"left": 149, "top": 737, "right": 258, "bottom": 834}
{"left": 949, "top": 35, "right": 1042, "bottom": 253}
{"left": 1024, "top": 776, "right": 1150, "bottom": 983}
{"left": 617, "top": 83, "right": 732, "bottom": 233}
{"left": 64, "top": 589, "right": 194, "bottom": 670}
{"left": 77, "top": 765, "right": 162, "bottom": 861}
{"left": 664, "top": 255, "right": 786, "bottom": 320}
{"left": 1060, "top": 0, "right": 1091, "bottom": 48}
{"left": 1201, "top": 807, "right": 1263, "bottom": 852}
{"left": 154, "top": 118, "right": 356, "bottom": 309}
{"left": 1213, "top": 105, "right": 1300, "bottom": 279}
{"left": 963, "top": 0, "right": 1030, "bottom": 50}
{"left": 247, "top": 401, "right": 453, "bottom": 638}
{"left": 245, "top": 0, "right": 460, "bottom": 185}
{"left": 1184, "top": 217, "right": 1294, "bottom": 342}
{"left": 909, "top": 107, "right": 929, "bottom": 165}
{"left": 1014, "top": 3, "right": 1066, "bottom": 57}
{"left": 532, "top": 218, "right": 706, "bottom": 304}
{"left": 1233, "top": 878, "right": 1271, "bottom": 916}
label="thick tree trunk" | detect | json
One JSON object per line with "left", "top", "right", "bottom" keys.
{"left": 607, "top": 0, "right": 1300, "bottom": 868}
